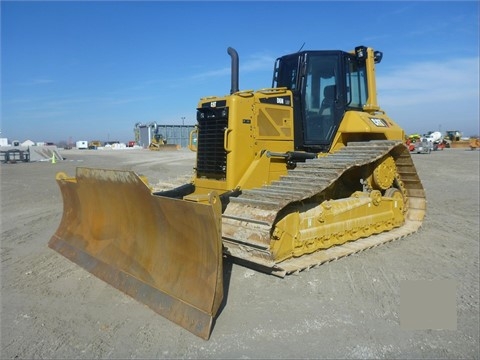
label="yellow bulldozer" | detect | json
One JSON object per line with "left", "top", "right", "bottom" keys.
{"left": 148, "top": 124, "right": 180, "bottom": 150}
{"left": 49, "top": 46, "right": 426, "bottom": 339}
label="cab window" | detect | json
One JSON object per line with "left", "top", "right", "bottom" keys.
{"left": 346, "top": 56, "right": 368, "bottom": 109}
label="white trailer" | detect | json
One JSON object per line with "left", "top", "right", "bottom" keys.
{"left": 76, "top": 141, "right": 88, "bottom": 149}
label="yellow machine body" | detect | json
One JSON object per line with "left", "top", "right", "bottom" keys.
{"left": 49, "top": 46, "right": 425, "bottom": 339}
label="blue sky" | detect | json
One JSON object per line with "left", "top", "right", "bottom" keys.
{"left": 1, "top": 1, "right": 479, "bottom": 143}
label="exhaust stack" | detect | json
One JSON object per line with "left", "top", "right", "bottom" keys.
{"left": 227, "top": 47, "right": 239, "bottom": 94}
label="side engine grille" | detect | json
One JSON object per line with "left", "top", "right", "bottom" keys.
{"left": 196, "top": 107, "right": 228, "bottom": 179}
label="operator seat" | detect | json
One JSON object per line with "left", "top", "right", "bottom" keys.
{"left": 319, "top": 85, "right": 336, "bottom": 139}
{"left": 319, "top": 85, "right": 336, "bottom": 116}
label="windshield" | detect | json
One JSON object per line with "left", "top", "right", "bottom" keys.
{"left": 304, "top": 54, "right": 339, "bottom": 114}
{"left": 302, "top": 54, "right": 340, "bottom": 144}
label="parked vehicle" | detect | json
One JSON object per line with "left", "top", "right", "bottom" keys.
{"left": 414, "top": 137, "right": 433, "bottom": 154}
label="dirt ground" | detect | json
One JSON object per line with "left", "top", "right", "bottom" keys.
{"left": 1, "top": 147, "right": 479, "bottom": 359}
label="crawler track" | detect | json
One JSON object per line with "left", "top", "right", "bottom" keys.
{"left": 221, "top": 140, "right": 426, "bottom": 277}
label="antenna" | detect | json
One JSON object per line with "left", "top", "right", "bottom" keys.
{"left": 298, "top": 42, "right": 306, "bottom": 52}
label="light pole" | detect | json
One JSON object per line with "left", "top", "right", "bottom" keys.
{"left": 181, "top": 117, "right": 185, "bottom": 126}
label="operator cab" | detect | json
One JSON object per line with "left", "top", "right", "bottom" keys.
{"left": 272, "top": 46, "right": 380, "bottom": 153}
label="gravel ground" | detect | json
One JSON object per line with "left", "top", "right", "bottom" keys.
{"left": 1, "top": 147, "right": 479, "bottom": 359}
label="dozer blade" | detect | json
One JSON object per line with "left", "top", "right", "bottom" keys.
{"left": 149, "top": 144, "right": 181, "bottom": 151}
{"left": 49, "top": 167, "right": 223, "bottom": 340}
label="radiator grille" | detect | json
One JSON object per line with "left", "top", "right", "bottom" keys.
{"left": 196, "top": 110, "right": 228, "bottom": 179}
